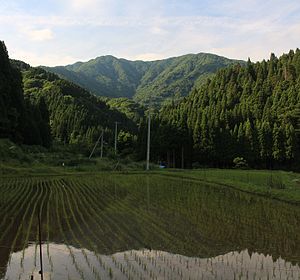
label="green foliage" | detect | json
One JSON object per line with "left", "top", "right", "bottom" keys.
{"left": 106, "top": 97, "right": 145, "bottom": 123}
{"left": 147, "top": 50, "right": 300, "bottom": 169}
{"left": 22, "top": 67, "right": 138, "bottom": 152}
{"left": 0, "top": 41, "right": 51, "bottom": 147}
{"left": 44, "top": 53, "right": 242, "bottom": 105}
{"left": 233, "top": 157, "right": 248, "bottom": 169}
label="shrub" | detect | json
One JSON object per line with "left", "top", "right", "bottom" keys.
{"left": 233, "top": 157, "right": 248, "bottom": 169}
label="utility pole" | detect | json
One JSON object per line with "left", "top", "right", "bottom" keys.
{"left": 100, "top": 131, "right": 104, "bottom": 158}
{"left": 181, "top": 146, "right": 184, "bottom": 169}
{"left": 114, "top": 122, "right": 119, "bottom": 155}
{"left": 146, "top": 111, "right": 151, "bottom": 171}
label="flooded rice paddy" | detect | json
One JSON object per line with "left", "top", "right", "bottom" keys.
{"left": 0, "top": 174, "right": 299, "bottom": 279}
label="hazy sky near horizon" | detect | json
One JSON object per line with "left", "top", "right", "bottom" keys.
{"left": 1, "top": 0, "right": 300, "bottom": 66}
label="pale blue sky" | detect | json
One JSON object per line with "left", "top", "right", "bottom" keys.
{"left": 1, "top": 0, "right": 300, "bottom": 66}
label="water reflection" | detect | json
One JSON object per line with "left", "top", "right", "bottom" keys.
{"left": 3, "top": 243, "right": 300, "bottom": 280}
{"left": 0, "top": 175, "right": 299, "bottom": 279}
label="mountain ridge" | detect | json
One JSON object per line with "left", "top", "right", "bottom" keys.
{"left": 43, "top": 52, "right": 244, "bottom": 105}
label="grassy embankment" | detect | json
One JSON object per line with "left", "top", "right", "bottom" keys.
{"left": 1, "top": 138, "right": 300, "bottom": 204}
{"left": 156, "top": 169, "right": 300, "bottom": 204}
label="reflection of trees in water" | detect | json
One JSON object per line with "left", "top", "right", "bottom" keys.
{"left": 4, "top": 245, "right": 300, "bottom": 280}
{"left": 0, "top": 175, "right": 299, "bottom": 278}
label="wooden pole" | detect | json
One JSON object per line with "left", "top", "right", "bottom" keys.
{"left": 100, "top": 130, "right": 104, "bottom": 158}
{"left": 114, "top": 122, "right": 118, "bottom": 155}
{"left": 146, "top": 112, "right": 151, "bottom": 171}
{"left": 181, "top": 146, "right": 184, "bottom": 169}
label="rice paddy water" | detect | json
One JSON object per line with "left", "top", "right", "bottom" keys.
{"left": 0, "top": 174, "right": 299, "bottom": 279}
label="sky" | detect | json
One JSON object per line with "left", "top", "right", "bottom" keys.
{"left": 1, "top": 0, "right": 300, "bottom": 66}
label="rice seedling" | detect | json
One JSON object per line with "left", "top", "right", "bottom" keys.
{"left": 0, "top": 173, "right": 299, "bottom": 279}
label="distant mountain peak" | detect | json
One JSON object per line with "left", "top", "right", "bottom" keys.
{"left": 43, "top": 52, "right": 244, "bottom": 105}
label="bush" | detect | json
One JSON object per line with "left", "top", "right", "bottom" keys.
{"left": 233, "top": 157, "right": 248, "bottom": 169}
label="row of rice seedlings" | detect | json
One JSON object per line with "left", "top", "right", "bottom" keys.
{"left": 17, "top": 179, "right": 45, "bottom": 279}
{"left": 62, "top": 178, "right": 120, "bottom": 279}
{"left": 0, "top": 178, "right": 36, "bottom": 247}
{"left": 112, "top": 177, "right": 198, "bottom": 255}
{"left": 66, "top": 178, "right": 133, "bottom": 279}
{"left": 48, "top": 180, "right": 79, "bottom": 279}
{"left": 66, "top": 179, "right": 131, "bottom": 279}
{"left": 0, "top": 177, "right": 20, "bottom": 209}
{"left": 135, "top": 177, "right": 251, "bottom": 252}
{"left": 69, "top": 177, "right": 132, "bottom": 247}
{"left": 52, "top": 179, "right": 86, "bottom": 280}
{"left": 85, "top": 177, "right": 177, "bottom": 247}
{"left": 57, "top": 179, "right": 101, "bottom": 279}
{"left": 124, "top": 251, "right": 160, "bottom": 279}
{"left": 86, "top": 177, "right": 152, "bottom": 246}
{"left": 97, "top": 177, "right": 183, "bottom": 249}
{"left": 45, "top": 180, "right": 55, "bottom": 276}
{"left": 72, "top": 176, "right": 165, "bottom": 279}
{"left": 78, "top": 179, "right": 156, "bottom": 280}
{"left": 6, "top": 179, "right": 42, "bottom": 280}
{"left": 0, "top": 177, "right": 32, "bottom": 233}
{"left": 64, "top": 178, "right": 111, "bottom": 252}
{"left": 82, "top": 177, "right": 191, "bottom": 279}
{"left": 24, "top": 179, "right": 52, "bottom": 279}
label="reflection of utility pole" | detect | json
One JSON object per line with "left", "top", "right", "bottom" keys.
{"left": 38, "top": 209, "right": 44, "bottom": 280}
{"left": 114, "top": 122, "right": 119, "bottom": 155}
{"left": 147, "top": 176, "right": 150, "bottom": 210}
{"left": 146, "top": 111, "right": 151, "bottom": 171}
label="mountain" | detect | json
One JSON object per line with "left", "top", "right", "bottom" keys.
{"left": 138, "top": 50, "right": 300, "bottom": 169}
{"left": 43, "top": 53, "right": 243, "bottom": 105}
{"left": 0, "top": 41, "right": 139, "bottom": 153}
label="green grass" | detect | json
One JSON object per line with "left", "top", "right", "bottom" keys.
{"left": 155, "top": 169, "right": 300, "bottom": 204}
{"left": 1, "top": 137, "right": 300, "bottom": 203}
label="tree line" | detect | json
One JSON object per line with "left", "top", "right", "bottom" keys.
{"left": 138, "top": 50, "right": 300, "bottom": 169}
{"left": 2, "top": 39, "right": 300, "bottom": 169}
{"left": 0, "top": 41, "right": 137, "bottom": 156}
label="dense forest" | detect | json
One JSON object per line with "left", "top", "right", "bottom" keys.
{"left": 0, "top": 41, "right": 51, "bottom": 147}
{"left": 44, "top": 53, "right": 240, "bottom": 105}
{"left": 139, "top": 50, "right": 300, "bottom": 169}
{"left": 0, "top": 41, "right": 137, "bottom": 155}
{"left": 21, "top": 67, "right": 139, "bottom": 155}
{"left": 2, "top": 39, "right": 300, "bottom": 170}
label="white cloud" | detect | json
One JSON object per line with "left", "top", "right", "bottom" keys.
{"left": 9, "top": 48, "right": 78, "bottom": 66}
{"left": 2, "top": 0, "right": 300, "bottom": 66}
{"left": 67, "top": 0, "right": 105, "bottom": 10}
{"left": 22, "top": 28, "right": 54, "bottom": 41}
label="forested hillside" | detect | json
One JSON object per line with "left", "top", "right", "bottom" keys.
{"left": 44, "top": 53, "right": 241, "bottom": 105}
{"left": 0, "top": 41, "right": 51, "bottom": 147}
{"left": 139, "top": 50, "right": 300, "bottom": 169}
{"left": 21, "top": 67, "right": 138, "bottom": 152}
{"left": 3, "top": 39, "right": 300, "bottom": 170}
{"left": 0, "top": 41, "right": 139, "bottom": 156}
